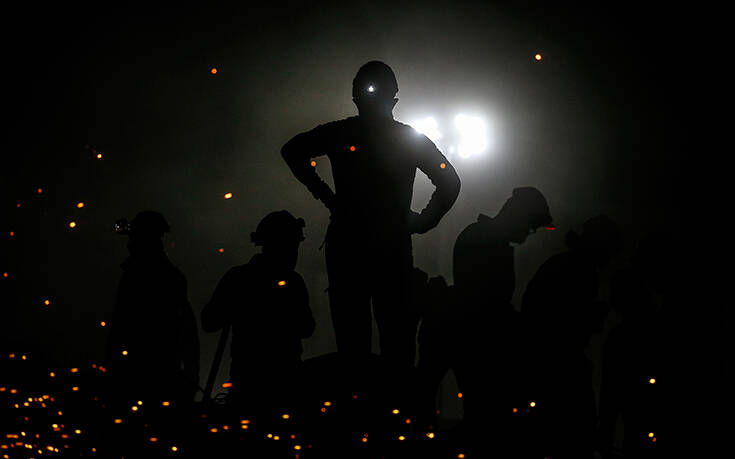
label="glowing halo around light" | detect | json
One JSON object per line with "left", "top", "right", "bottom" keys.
{"left": 454, "top": 114, "right": 488, "bottom": 158}
{"left": 410, "top": 116, "right": 442, "bottom": 143}
{"left": 407, "top": 112, "right": 490, "bottom": 159}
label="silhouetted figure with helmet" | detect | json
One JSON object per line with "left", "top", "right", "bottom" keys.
{"left": 522, "top": 214, "right": 623, "bottom": 459}
{"left": 281, "top": 61, "right": 460, "bottom": 382}
{"left": 104, "top": 211, "right": 200, "bottom": 407}
{"left": 448, "top": 187, "right": 553, "bottom": 454}
{"left": 201, "top": 210, "right": 315, "bottom": 419}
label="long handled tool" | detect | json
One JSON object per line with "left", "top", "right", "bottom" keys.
{"left": 203, "top": 324, "right": 231, "bottom": 402}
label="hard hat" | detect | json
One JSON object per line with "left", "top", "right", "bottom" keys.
{"left": 508, "top": 187, "right": 554, "bottom": 229}
{"left": 123, "top": 210, "right": 171, "bottom": 238}
{"left": 251, "top": 210, "right": 305, "bottom": 246}
{"left": 352, "top": 61, "right": 398, "bottom": 100}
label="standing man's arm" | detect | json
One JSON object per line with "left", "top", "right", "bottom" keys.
{"left": 412, "top": 135, "right": 461, "bottom": 234}
{"left": 281, "top": 124, "right": 337, "bottom": 211}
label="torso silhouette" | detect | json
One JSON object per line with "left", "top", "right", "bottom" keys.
{"left": 523, "top": 249, "right": 599, "bottom": 348}
{"left": 105, "top": 250, "right": 199, "bottom": 398}
{"left": 453, "top": 214, "right": 515, "bottom": 317}
{"left": 283, "top": 115, "right": 460, "bottom": 249}
{"left": 201, "top": 253, "right": 315, "bottom": 377}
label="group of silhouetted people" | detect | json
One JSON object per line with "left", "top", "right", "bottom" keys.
{"left": 100, "top": 61, "right": 674, "bottom": 458}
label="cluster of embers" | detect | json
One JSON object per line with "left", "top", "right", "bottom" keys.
{"left": 2, "top": 351, "right": 551, "bottom": 458}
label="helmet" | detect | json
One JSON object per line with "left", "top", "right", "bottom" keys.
{"left": 251, "top": 210, "right": 305, "bottom": 246}
{"left": 505, "top": 187, "right": 554, "bottom": 229}
{"left": 352, "top": 61, "right": 398, "bottom": 100}
{"left": 566, "top": 214, "right": 622, "bottom": 253}
{"left": 118, "top": 210, "right": 170, "bottom": 238}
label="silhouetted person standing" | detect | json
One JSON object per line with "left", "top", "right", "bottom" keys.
{"left": 451, "top": 187, "right": 553, "bottom": 455}
{"left": 281, "top": 61, "right": 461, "bottom": 372}
{"left": 104, "top": 211, "right": 200, "bottom": 407}
{"left": 522, "top": 214, "right": 622, "bottom": 459}
{"left": 201, "top": 210, "right": 315, "bottom": 417}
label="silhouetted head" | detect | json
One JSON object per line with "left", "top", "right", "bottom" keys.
{"left": 496, "top": 187, "right": 553, "bottom": 244}
{"left": 565, "top": 214, "right": 622, "bottom": 267}
{"left": 251, "top": 210, "right": 305, "bottom": 270}
{"left": 352, "top": 61, "right": 399, "bottom": 119}
{"left": 125, "top": 210, "right": 170, "bottom": 255}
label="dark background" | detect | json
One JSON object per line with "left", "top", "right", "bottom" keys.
{"left": 1, "top": 1, "right": 721, "bottom": 413}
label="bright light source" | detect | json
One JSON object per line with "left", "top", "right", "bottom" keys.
{"left": 411, "top": 116, "right": 442, "bottom": 144}
{"left": 367, "top": 85, "right": 376, "bottom": 93}
{"left": 454, "top": 114, "right": 488, "bottom": 158}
